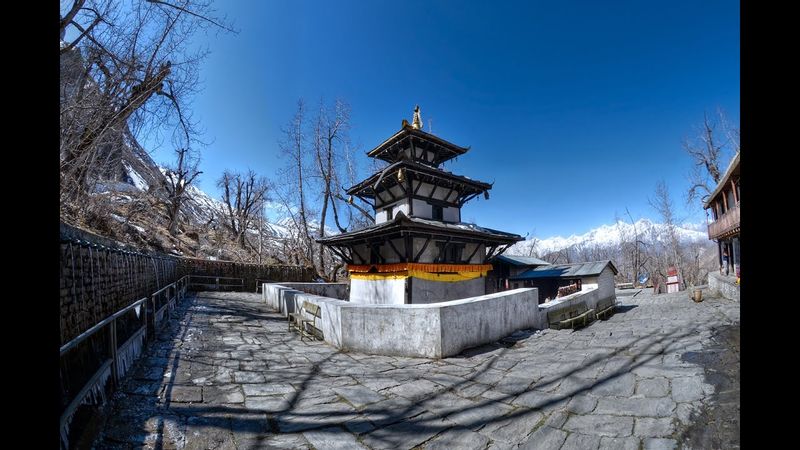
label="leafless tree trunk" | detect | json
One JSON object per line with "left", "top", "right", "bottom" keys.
{"left": 218, "top": 170, "right": 270, "bottom": 249}
{"left": 648, "top": 180, "right": 684, "bottom": 290}
{"left": 60, "top": 0, "right": 231, "bottom": 208}
{"left": 684, "top": 108, "right": 740, "bottom": 205}
{"left": 161, "top": 147, "right": 202, "bottom": 235}
{"left": 312, "top": 99, "right": 350, "bottom": 278}
{"left": 275, "top": 100, "right": 316, "bottom": 268}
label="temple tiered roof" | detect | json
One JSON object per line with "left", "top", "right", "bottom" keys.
{"left": 367, "top": 123, "right": 470, "bottom": 167}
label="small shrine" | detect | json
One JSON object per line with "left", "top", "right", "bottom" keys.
{"left": 318, "top": 106, "right": 523, "bottom": 304}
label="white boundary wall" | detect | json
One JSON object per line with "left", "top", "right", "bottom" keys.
{"left": 263, "top": 284, "right": 541, "bottom": 358}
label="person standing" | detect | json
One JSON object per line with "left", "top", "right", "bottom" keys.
{"left": 722, "top": 246, "right": 730, "bottom": 276}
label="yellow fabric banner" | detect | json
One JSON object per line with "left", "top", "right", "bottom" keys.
{"left": 408, "top": 269, "right": 487, "bottom": 282}
{"left": 349, "top": 268, "right": 489, "bottom": 282}
{"left": 350, "top": 272, "right": 410, "bottom": 281}
{"left": 348, "top": 263, "right": 492, "bottom": 273}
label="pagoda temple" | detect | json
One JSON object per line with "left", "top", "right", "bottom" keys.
{"left": 318, "top": 106, "right": 523, "bottom": 304}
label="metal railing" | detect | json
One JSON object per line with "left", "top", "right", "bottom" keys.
{"left": 708, "top": 203, "right": 740, "bottom": 239}
{"left": 187, "top": 275, "right": 245, "bottom": 291}
{"left": 59, "top": 274, "right": 247, "bottom": 449}
{"left": 59, "top": 275, "right": 190, "bottom": 450}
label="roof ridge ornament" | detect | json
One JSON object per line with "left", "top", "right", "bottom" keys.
{"left": 412, "top": 105, "right": 423, "bottom": 130}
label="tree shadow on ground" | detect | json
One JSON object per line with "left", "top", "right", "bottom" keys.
{"left": 95, "top": 292, "right": 726, "bottom": 449}
{"left": 614, "top": 304, "right": 638, "bottom": 314}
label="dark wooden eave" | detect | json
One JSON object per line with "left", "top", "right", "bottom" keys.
{"left": 346, "top": 160, "right": 492, "bottom": 207}
{"left": 317, "top": 212, "right": 522, "bottom": 247}
{"left": 367, "top": 125, "right": 470, "bottom": 166}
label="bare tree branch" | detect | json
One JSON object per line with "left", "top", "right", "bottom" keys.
{"left": 146, "top": 0, "right": 238, "bottom": 33}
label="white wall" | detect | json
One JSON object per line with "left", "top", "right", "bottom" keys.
{"left": 277, "top": 282, "right": 349, "bottom": 300}
{"left": 597, "top": 266, "right": 616, "bottom": 302}
{"left": 413, "top": 182, "right": 461, "bottom": 203}
{"left": 412, "top": 198, "right": 432, "bottom": 218}
{"left": 582, "top": 276, "right": 598, "bottom": 291}
{"left": 394, "top": 202, "right": 410, "bottom": 218}
{"left": 413, "top": 236, "right": 439, "bottom": 261}
{"left": 538, "top": 287, "right": 601, "bottom": 329}
{"left": 375, "top": 199, "right": 409, "bottom": 224}
{"left": 412, "top": 277, "right": 485, "bottom": 304}
{"left": 580, "top": 266, "right": 616, "bottom": 303}
{"left": 412, "top": 197, "right": 461, "bottom": 222}
{"left": 349, "top": 278, "right": 406, "bottom": 304}
{"left": 443, "top": 205, "right": 460, "bottom": 222}
{"left": 380, "top": 238, "right": 407, "bottom": 263}
{"left": 464, "top": 243, "right": 484, "bottom": 264}
{"left": 263, "top": 283, "right": 541, "bottom": 358}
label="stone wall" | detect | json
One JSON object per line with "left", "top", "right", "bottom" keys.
{"left": 60, "top": 223, "right": 178, "bottom": 344}
{"left": 708, "top": 272, "right": 740, "bottom": 301}
{"left": 177, "top": 258, "right": 316, "bottom": 293}
{"left": 60, "top": 222, "right": 316, "bottom": 344}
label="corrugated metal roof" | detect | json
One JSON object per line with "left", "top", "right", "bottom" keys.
{"left": 509, "top": 260, "right": 618, "bottom": 280}
{"left": 493, "top": 254, "right": 551, "bottom": 267}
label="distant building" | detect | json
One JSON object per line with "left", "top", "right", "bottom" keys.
{"left": 497, "top": 259, "right": 618, "bottom": 304}
{"left": 703, "top": 153, "right": 740, "bottom": 278}
{"left": 486, "top": 254, "right": 551, "bottom": 294}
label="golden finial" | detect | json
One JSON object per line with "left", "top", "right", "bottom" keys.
{"left": 397, "top": 168, "right": 405, "bottom": 182}
{"left": 412, "top": 105, "right": 422, "bottom": 130}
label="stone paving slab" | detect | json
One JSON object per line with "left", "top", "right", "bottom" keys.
{"left": 92, "top": 289, "right": 739, "bottom": 449}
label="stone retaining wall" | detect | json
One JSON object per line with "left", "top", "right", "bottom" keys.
{"left": 708, "top": 272, "right": 740, "bottom": 301}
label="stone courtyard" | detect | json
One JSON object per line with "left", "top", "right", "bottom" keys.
{"left": 93, "top": 288, "right": 740, "bottom": 449}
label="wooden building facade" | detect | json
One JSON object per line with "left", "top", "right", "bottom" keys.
{"left": 703, "top": 153, "right": 740, "bottom": 278}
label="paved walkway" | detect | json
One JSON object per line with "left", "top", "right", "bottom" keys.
{"left": 94, "top": 288, "right": 740, "bottom": 449}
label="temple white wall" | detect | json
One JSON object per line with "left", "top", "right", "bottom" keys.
{"left": 411, "top": 277, "right": 485, "bottom": 304}
{"left": 349, "top": 278, "right": 406, "bottom": 304}
{"left": 375, "top": 199, "right": 410, "bottom": 224}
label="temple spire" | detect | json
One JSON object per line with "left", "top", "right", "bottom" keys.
{"left": 412, "top": 105, "right": 423, "bottom": 130}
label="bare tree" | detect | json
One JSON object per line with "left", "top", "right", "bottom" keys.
{"left": 311, "top": 99, "right": 350, "bottom": 276}
{"left": 218, "top": 169, "right": 270, "bottom": 249}
{"left": 272, "top": 98, "right": 375, "bottom": 277}
{"left": 274, "top": 100, "right": 316, "bottom": 267}
{"left": 612, "top": 208, "right": 650, "bottom": 285}
{"left": 162, "top": 147, "right": 202, "bottom": 235}
{"left": 647, "top": 180, "right": 684, "bottom": 290}
{"left": 60, "top": 0, "right": 231, "bottom": 205}
{"left": 684, "top": 109, "right": 740, "bottom": 205}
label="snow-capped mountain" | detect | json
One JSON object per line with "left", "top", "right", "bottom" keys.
{"left": 507, "top": 218, "right": 708, "bottom": 256}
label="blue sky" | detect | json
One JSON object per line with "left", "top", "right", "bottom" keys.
{"left": 142, "top": 0, "right": 740, "bottom": 238}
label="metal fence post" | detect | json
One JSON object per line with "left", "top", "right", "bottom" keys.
{"left": 109, "top": 318, "right": 118, "bottom": 386}
{"left": 151, "top": 294, "right": 158, "bottom": 330}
